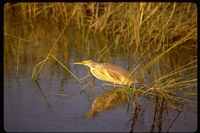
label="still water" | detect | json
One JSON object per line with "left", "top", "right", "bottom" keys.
{"left": 4, "top": 18, "right": 197, "bottom": 132}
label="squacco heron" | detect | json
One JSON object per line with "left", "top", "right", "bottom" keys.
{"left": 73, "top": 60, "right": 145, "bottom": 86}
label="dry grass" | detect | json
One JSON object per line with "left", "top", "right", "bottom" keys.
{"left": 4, "top": 2, "right": 197, "bottom": 50}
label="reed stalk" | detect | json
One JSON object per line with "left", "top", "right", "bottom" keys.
{"left": 16, "top": 39, "right": 20, "bottom": 77}
{"left": 32, "top": 7, "right": 76, "bottom": 80}
{"left": 49, "top": 54, "right": 82, "bottom": 83}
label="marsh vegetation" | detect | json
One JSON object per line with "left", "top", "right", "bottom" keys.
{"left": 4, "top": 2, "right": 197, "bottom": 132}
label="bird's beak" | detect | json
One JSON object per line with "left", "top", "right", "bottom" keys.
{"left": 73, "top": 61, "right": 88, "bottom": 65}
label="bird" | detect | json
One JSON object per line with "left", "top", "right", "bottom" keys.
{"left": 73, "top": 60, "right": 146, "bottom": 86}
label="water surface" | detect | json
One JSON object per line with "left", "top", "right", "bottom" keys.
{"left": 4, "top": 16, "right": 197, "bottom": 132}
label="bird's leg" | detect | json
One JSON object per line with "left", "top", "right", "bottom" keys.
{"left": 102, "top": 84, "right": 106, "bottom": 91}
{"left": 102, "top": 83, "right": 117, "bottom": 91}
{"left": 102, "top": 83, "right": 116, "bottom": 87}
{"left": 132, "top": 83, "right": 136, "bottom": 89}
{"left": 127, "top": 83, "right": 132, "bottom": 89}
{"left": 102, "top": 83, "right": 108, "bottom": 91}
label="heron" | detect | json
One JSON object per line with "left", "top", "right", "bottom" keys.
{"left": 73, "top": 60, "right": 146, "bottom": 87}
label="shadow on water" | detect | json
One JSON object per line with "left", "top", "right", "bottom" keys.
{"left": 81, "top": 86, "right": 187, "bottom": 132}
{"left": 83, "top": 87, "right": 135, "bottom": 118}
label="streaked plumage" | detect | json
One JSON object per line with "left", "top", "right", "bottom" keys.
{"left": 73, "top": 60, "right": 145, "bottom": 86}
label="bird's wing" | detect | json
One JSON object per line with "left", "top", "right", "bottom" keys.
{"left": 100, "top": 63, "right": 132, "bottom": 82}
{"left": 101, "top": 63, "right": 131, "bottom": 76}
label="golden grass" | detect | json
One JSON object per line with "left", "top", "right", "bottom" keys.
{"left": 4, "top": 3, "right": 197, "bottom": 49}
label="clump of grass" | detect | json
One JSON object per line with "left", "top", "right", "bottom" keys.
{"left": 138, "top": 58, "right": 197, "bottom": 110}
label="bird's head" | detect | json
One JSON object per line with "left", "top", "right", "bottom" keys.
{"left": 73, "top": 60, "right": 96, "bottom": 67}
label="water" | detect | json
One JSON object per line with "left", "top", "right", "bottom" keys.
{"left": 4, "top": 17, "right": 197, "bottom": 132}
